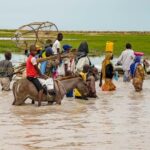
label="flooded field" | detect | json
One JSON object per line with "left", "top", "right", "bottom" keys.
{"left": 0, "top": 77, "right": 150, "bottom": 150}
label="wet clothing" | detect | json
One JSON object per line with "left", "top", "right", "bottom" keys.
{"left": 130, "top": 56, "right": 145, "bottom": 92}
{"left": 132, "top": 64, "right": 145, "bottom": 92}
{"left": 74, "top": 72, "right": 87, "bottom": 97}
{"left": 0, "top": 60, "right": 13, "bottom": 80}
{"left": 27, "top": 77, "right": 43, "bottom": 92}
{"left": 117, "top": 49, "right": 135, "bottom": 82}
{"left": 0, "top": 77, "right": 11, "bottom": 91}
{"left": 123, "top": 70, "right": 130, "bottom": 82}
{"left": 130, "top": 56, "right": 141, "bottom": 77}
{"left": 105, "top": 64, "right": 114, "bottom": 79}
{"left": 101, "top": 52, "right": 116, "bottom": 91}
{"left": 0, "top": 59, "right": 13, "bottom": 91}
{"left": 117, "top": 49, "right": 135, "bottom": 71}
{"left": 102, "top": 79, "right": 116, "bottom": 91}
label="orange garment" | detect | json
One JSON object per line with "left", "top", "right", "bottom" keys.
{"left": 102, "top": 79, "right": 116, "bottom": 91}
{"left": 101, "top": 52, "right": 116, "bottom": 91}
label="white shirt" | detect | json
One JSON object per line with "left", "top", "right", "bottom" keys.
{"left": 76, "top": 56, "right": 90, "bottom": 72}
{"left": 52, "top": 40, "right": 61, "bottom": 54}
{"left": 31, "top": 57, "right": 37, "bottom": 65}
{"left": 64, "top": 58, "right": 76, "bottom": 73}
{"left": 117, "top": 49, "right": 135, "bottom": 71}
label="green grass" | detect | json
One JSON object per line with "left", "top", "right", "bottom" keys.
{"left": 62, "top": 32, "right": 150, "bottom": 56}
{"left": 0, "top": 29, "right": 15, "bottom": 37}
{"left": 0, "top": 30, "right": 150, "bottom": 56}
{"left": 0, "top": 40, "right": 19, "bottom": 53}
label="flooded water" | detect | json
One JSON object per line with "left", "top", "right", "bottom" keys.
{"left": 0, "top": 78, "right": 150, "bottom": 150}
{"left": 0, "top": 54, "right": 150, "bottom": 150}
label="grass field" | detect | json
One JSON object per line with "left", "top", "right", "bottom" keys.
{"left": 0, "top": 30, "right": 150, "bottom": 56}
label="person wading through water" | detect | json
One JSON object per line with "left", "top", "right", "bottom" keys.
{"left": 116, "top": 43, "right": 135, "bottom": 82}
{"left": 130, "top": 52, "right": 145, "bottom": 92}
{"left": 100, "top": 52, "right": 116, "bottom": 91}
{"left": 0, "top": 51, "right": 14, "bottom": 91}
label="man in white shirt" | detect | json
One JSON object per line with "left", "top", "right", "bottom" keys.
{"left": 52, "top": 33, "right": 63, "bottom": 54}
{"left": 116, "top": 43, "right": 135, "bottom": 82}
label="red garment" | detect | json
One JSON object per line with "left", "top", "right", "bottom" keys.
{"left": 26, "top": 55, "right": 38, "bottom": 77}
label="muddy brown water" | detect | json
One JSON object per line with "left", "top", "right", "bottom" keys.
{"left": 0, "top": 77, "right": 150, "bottom": 150}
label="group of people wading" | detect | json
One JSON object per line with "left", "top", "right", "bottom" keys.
{"left": 0, "top": 33, "right": 148, "bottom": 106}
{"left": 101, "top": 43, "right": 145, "bottom": 92}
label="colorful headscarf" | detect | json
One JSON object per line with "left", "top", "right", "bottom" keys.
{"left": 130, "top": 56, "right": 141, "bottom": 77}
{"left": 102, "top": 52, "right": 113, "bottom": 79}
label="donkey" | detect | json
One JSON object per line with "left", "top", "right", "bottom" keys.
{"left": 12, "top": 76, "right": 88, "bottom": 106}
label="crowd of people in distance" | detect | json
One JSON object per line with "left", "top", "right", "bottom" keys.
{"left": 0, "top": 32, "right": 148, "bottom": 106}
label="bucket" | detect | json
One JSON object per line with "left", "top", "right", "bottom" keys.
{"left": 106, "top": 41, "right": 114, "bottom": 52}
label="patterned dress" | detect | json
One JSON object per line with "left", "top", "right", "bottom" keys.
{"left": 132, "top": 64, "right": 145, "bottom": 92}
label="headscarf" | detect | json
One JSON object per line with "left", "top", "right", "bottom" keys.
{"left": 78, "top": 41, "right": 89, "bottom": 54}
{"left": 75, "top": 41, "right": 90, "bottom": 64}
{"left": 101, "top": 52, "right": 113, "bottom": 79}
{"left": 130, "top": 56, "right": 141, "bottom": 77}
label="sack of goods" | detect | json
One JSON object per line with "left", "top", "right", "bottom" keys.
{"left": 38, "top": 78, "right": 54, "bottom": 90}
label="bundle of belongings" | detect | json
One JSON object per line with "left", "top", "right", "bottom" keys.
{"left": 38, "top": 78, "right": 55, "bottom": 95}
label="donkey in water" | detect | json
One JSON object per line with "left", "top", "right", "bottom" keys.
{"left": 12, "top": 76, "right": 89, "bottom": 106}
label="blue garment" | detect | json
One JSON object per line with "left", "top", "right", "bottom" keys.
{"left": 40, "top": 61, "right": 48, "bottom": 74}
{"left": 130, "top": 56, "right": 141, "bottom": 77}
{"left": 66, "top": 90, "right": 73, "bottom": 97}
{"left": 63, "top": 44, "right": 72, "bottom": 52}
{"left": 113, "top": 71, "right": 119, "bottom": 81}
{"left": 46, "top": 47, "right": 53, "bottom": 55}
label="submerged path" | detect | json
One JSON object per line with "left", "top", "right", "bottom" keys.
{"left": 0, "top": 78, "right": 150, "bottom": 150}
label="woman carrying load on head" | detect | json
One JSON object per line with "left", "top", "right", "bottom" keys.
{"left": 99, "top": 52, "right": 116, "bottom": 91}
{"left": 130, "top": 52, "right": 145, "bottom": 92}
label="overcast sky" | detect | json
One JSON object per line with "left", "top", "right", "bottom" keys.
{"left": 0, "top": 0, "right": 150, "bottom": 31}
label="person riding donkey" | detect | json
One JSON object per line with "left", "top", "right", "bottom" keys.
{"left": 26, "top": 45, "right": 48, "bottom": 106}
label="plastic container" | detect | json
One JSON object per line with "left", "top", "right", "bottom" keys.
{"left": 134, "top": 52, "right": 144, "bottom": 56}
{"left": 106, "top": 41, "right": 114, "bottom": 52}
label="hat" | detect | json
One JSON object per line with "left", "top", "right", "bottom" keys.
{"left": 134, "top": 52, "right": 144, "bottom": 56}
{"left": 63, "top": 45, "right": 72, "bottom": 51}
